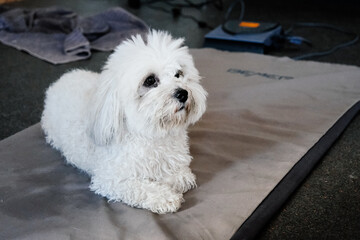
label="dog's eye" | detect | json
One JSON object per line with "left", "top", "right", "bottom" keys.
{"left": 144, "top": 75, "right": 158, "bottom": 87}
{"left": 175, "top": 70, "right": 183, "bottom": 78}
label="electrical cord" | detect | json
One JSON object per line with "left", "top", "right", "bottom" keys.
{"left": 285, "top": 22, "right": 359, "bottom": 60}
{"left": 144, "top": 1, "right": 218, "bottom": 29}
{"left": 222, "top": 0, "right": 245, "bottom": 34}
{"left": 142, "top": 0, "right": 222, "bottom": 10}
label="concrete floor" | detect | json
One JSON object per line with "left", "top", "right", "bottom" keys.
{"left": 1, "top": 0, "right": 359, "bottom": 239}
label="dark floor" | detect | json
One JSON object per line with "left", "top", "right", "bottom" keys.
{"left": 1, "top": 0, "right": 360, "bottom": 239}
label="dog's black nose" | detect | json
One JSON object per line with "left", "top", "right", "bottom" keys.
{"left": 174, "top": 88, "right": 188, "bottom": 103}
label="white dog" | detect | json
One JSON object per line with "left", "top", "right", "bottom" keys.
{"left": 41, "top": 30, "right": 207, "bottom": 214}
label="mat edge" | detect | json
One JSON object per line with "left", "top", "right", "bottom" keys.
{"left": 230, "top": 100, "right": 360, "bottom": 240}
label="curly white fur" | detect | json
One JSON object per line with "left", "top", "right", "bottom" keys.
{"left": 41, "top": 30, "right": 207, "bottom": 214}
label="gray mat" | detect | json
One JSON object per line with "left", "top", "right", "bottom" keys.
{"left": 1, "top": 49, "right": 359, "bottom": 239}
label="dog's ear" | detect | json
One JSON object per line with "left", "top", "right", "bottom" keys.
{"left": 88, "top": 72, "right": 125, "bottom": 145}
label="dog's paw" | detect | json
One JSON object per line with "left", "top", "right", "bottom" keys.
{"left": 165, "top": 169, "right": 197, "bottom": 193}
{"left": 143, "top": 189, "right": 184, "bottom": 214}
{"left": 90, "top": 175, "right": 185, "bottom": 214}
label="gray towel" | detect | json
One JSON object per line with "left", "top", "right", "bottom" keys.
{"left": 0, "top": 6, "right": 149, "bottom": 64}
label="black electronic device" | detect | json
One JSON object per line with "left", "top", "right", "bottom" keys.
{"left": 204, "top": 24, "right": 282, "bottom": 53}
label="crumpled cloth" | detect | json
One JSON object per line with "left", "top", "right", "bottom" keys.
{"left": 0, "top": 6, "right": 149, "bottom": 64}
